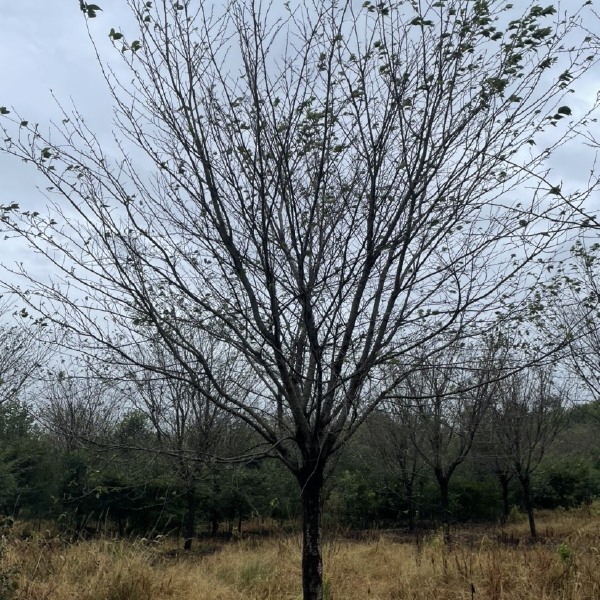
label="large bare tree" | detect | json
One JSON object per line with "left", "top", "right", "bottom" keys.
{"left": 2, "top": 1, "right": 599, "bottom": 597}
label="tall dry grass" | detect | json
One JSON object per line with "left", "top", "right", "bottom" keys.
{"left": 1, "top": 504, "right": 599, "bottom": 599}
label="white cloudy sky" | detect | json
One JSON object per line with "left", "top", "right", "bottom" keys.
{"left": 0, "top": 1, "right": 135, "bottom": 278}
{"left": 0, "top": 2, "right": 130, "bottom": 211}
{"left": 0, "top": 1, "right": 599, "bottom": 265}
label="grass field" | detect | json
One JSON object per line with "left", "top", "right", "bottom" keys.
{"left": 1, "top": 504, "right": 599, "bottom": 599}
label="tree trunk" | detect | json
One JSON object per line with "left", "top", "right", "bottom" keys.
{"left": 184, "top": 488, "right": 197, "bottom": 551}
{"left": 210, "top": 474, "right": 220, "bottom": 537}
{"left": 439, "top": 477, "right": 451, "bottom": 544}
{"left": 520, "top": 475, "right": 536, "bottom": 539}
{"left": 210, "top": 514, "right": 219, "bottom": 537}
{"left": 404, "top": 480, "right": 416, "bottom": 531}
{"left": 299, "top": 466, "right": 325, "bottom": 600}
{"left": 117, "top": 515, "right": 125, "bottom": 537}
{"left": 499, "top": 473, "right": 510, "bottom": 525}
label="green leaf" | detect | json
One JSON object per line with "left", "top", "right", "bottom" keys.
{"left": 557, "top": 106, "right": 572, "bottom": 116}
{"left": 131, "top": 40, "right": 142, "bottom": 52}
{"left": 109, "top": 28, "right": 123, "bottom": 41}
{"left": 0, "top": 107, "right": 10, "bottom": 115}
{"left": 530, "top": 5, "right": 556, "bottom": 17}
{"left": 410, "top": 17, "right": 434, "bottom": 26}
{"left": 81, "top": 3, "right": 102, "bottom": 18}
{"left": 558, "top": 70, "right": 572, "bottom": 82}
{"left": 20, "top": 121, "right": 28, "bottom": 127}
{"left": 538, "top": 57, "right": 556, "bottom": 70}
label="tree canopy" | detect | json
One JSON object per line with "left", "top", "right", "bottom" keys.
{"left": 2, "top": 1, "right": 599, "bottom": 598}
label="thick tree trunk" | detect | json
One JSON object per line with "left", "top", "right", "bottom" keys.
{"left": 299, "top": 466, "right": 325, "bottom": 600}
{"left": 184, "top": 488, "right": 197, "bottom": 551}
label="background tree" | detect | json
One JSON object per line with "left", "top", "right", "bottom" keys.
{"left": 124, "top": 338, "right": 243, "bottom": 550}
{"left": 40, "top": 367, "right": 118, "bottom": 452}
{"left": 38, "top": 369, "right": 129, "bottom": 534}
{"left": 0, "top": 310, "right": 47, "bottom": 408}
{"left": 0, "top": 400, "right": 57, "bottom": 519}
{"left": 543, "top": 241, "right": 600, "bottom": 400}
{"left": 535, "top": 401, "right": 600, "bottom": 509}
{"left": 2, "top": 1, "right": 600, "bottom": 597}
{"left": 366, "top": 404, "right": 425, "bottom": 531}
{"left": 492, "top": 366, "right": 569, "bottom": 538}
{"left": 397, "top": 340, "right": 500, "bottom": 541}
{"left": 478, "top": 406, "right": 515, "bottom": 525}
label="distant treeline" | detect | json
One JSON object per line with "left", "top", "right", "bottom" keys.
{"left": 1, "top": 398, "right": 598, "bottom": 541}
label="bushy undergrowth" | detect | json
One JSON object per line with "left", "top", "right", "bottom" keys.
{"left": 0, "top": 504, "right": 598, "bottom": 599}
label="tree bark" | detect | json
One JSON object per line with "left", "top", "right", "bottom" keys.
{"left": 520, "top": 475, "right": 537, "bottom": 539}
{"left": 210, "top": 514, "right": 219, "bottom": 537}
{"left": 299, "top": 465, "right": 325, "bottom": 600}
{"left": 210, "top": 474, "right": 220, "bottom": 537}
{"left": 439, "top": 476, "right": 451, "bottom": 544}
{"left": 117, "top": 514, "right": 125, "bottom": 537}
{"left": 184, "top": 487, "right": 197, "bottom": 551}
{"left": 498, "top": 473, "right": 510, "bottom": 525}
{"left": 404, "top": 480, "right": 416, "bottom": 531}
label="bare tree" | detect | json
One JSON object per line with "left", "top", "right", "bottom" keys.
{"left": 40, "top": 366, "right": 120, "bottom": 451}
{"left": 396, "top": 339, "right": 501, "bottom": 541}
{"left": 122, "top": 337, "right": 243, "bottom": 550}
{"left": 478, "top": 409, "right": 515, "bottom": 525}
{"left": 543, "top": 241, "right": 600, "bottom": 400}
{"left": 0, "top": 311, "right": 47, "bottom": 407}
{"left": 1, "top": 1, "right": 599, "bottom": 597}
{"left": 492, "top": 366, "right": 569, "bottom": 538}
{"left": 367, "top": 407, "right": 425, "bottom": 531}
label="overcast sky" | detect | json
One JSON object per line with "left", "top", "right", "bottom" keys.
{"left": 0, "top": 1, "right": 140, "bottom": 282}
{"left": 1, "top": 1, "right": 599, "bottom": 269}
{"left": 0, "top": 2, "right": 130, "bottom": 210}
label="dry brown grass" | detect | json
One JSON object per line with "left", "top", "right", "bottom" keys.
{"left": 1, "top": 504, "right": 599, "bottom": 600}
